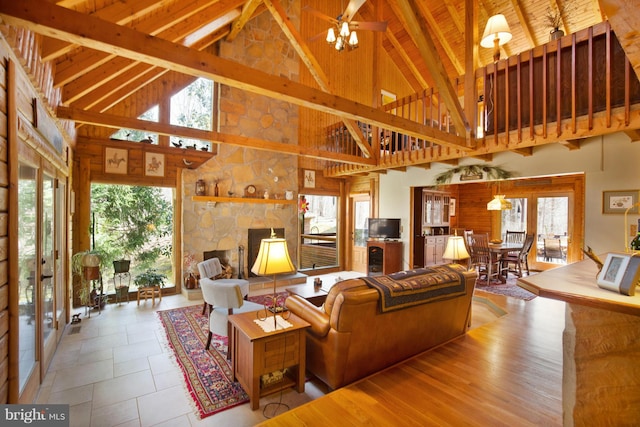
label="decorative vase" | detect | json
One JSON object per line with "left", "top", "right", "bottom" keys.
{"left": 550, "top": 29, "right": 564, "bottom": 41}
{"left": 185, "top": 273, "right": 197, "bottom": 289}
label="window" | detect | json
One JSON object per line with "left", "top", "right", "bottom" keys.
{"left": 111, "top": 106, "right": 159, "bottom": 143}
{"left": 299, "top": 195, "right": 338, "bottom": 270}
{"left": 170, "top": 78, "right": 213, "bottom": 151}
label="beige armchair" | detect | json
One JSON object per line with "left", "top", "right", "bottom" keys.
{"left": 200, "top": 279, "right": 262, "bottom": 357}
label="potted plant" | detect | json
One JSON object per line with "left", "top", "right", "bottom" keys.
{"left": 134, "top": 269, "right": 167, "bottom": 289}
{"left": 72, "top": 250, "right": 106, "bottom": 311}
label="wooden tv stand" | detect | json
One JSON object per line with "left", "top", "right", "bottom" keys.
{"left": 367, "top": 240, "right": 403, "bottom": 275}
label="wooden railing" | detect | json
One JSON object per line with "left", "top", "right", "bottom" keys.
{"left": 324, "top": 21, "right": 640, "bottom": 176}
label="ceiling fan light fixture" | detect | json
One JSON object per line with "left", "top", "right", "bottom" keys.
{"left": 326, "top": 27, "right": 336, "bottom": 44}
{"left": 340, "top": 21, "right": 350, "bottom": 37}
{"left": 335, "top": 36, "right": 344, "bottom": 51}
{"left": 348, "top": 30, "right": 358, "bottom": 47}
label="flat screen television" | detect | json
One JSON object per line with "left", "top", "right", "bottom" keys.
{"left": 368, "top": 218, "right": 401, "bottom": 240}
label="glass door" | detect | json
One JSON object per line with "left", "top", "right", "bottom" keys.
{"left": 17, "top": 163, "right": 37, "bottom": 393}
{"left": 535, "top": 196, "right": 569, "bottom": 266}
{"left": 351, "top": 195, "right": 369, "bottom": 273}
{"left": 41, "top": 172, "right": 57, "bottom": 369}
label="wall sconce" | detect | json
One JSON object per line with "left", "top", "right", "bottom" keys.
{"left": 480, "top": 14, "right": 512, "bottom": 62}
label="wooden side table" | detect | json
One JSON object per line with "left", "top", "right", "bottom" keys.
{"left": 286, "top": 284, "right": 329, "bottom": 307}
{"left": 228, "top": 310, "right": 310, "bottom": 410}
{"left": 137, "top": 286, "right": 161, "bottom": 305}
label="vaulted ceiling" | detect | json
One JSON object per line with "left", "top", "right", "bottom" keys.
{"left": 1, "top": 0, "right": 637, "bottom": 164}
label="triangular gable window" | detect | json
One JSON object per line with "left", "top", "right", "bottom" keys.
{"left": 110, "top": 105, "right": 159, "bottom": 144}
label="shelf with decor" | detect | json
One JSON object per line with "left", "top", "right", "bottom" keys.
{"left": 192, "top": 196, "right": 296, "bottom": 205}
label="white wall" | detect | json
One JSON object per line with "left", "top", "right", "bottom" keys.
{"left": 379, "top": 132, "right": 640, "bottom": 264}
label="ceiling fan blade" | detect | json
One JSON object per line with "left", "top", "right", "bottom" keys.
{"left": 308, "top": 30, "right": 327, "bottom": 43}
{"left": 342, "top": 0, "right": 366, "bottom": 22}
{"left": 350, "top": 21, "right": 388, "bottom": 32}
{"left": 302, "top": 5, "right": 338, "bottom": 25}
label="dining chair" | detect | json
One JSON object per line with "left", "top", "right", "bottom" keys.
{"left": 502, "top": 234, "right": 535, "bottom": 277}
{"left": 543, "top": 238, "right": 565, "bottom": 262}
{"left": 467, "top": 233, "right": 502, "bottom": 283}
{"left": 504, "top": 230, "right": 527, "bottom": 258}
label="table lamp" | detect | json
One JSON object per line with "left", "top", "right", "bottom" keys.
{"left": 442, "top": 235, "right": 470, "bottom": 264}
{"left": 251, "top": 228, "right": 295, "bottom": 318}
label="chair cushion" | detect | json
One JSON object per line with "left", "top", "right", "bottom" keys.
{"left": 209, "top": 300, "right": 263, "bottom": 336}
{"left": 197, "top": 258, "right": 222, "bottom": 279}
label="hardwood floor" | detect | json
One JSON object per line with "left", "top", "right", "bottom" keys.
{"left": 257, "top": 290, "right": 565, "bottom": 426}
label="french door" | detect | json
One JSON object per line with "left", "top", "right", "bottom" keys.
{"left": 350, "top": 195, "right": 369, "bottom": 273}
{"left": 17, "top": 152, "right": 67, "bottom": 401}
{"left": 501, "top": 192, "right": 575, "bottom": 271}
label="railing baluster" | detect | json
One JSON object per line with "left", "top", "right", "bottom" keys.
{"left": 556, "top": 38, "right": 562, "bottom": 137}
{"left": 529, "top": 48, "right": 534, "bottom": 140}
{"left": 571, "top": 34, "right": 577, "bottom": 134}
{"left": 606, "top": 22, "right": 611, "bottom": 128}
{"left": 588, "top": 27, "right": 593, "bottom": 130}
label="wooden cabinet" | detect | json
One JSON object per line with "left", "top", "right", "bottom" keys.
{"left": 425, "top": 236, "right": 449, "bottom": 266}
{"left": 367, "top": 241, "right": 403, "bottom": 275}
{"left": 422, "top": 190, "right": 450, "bottom": 227}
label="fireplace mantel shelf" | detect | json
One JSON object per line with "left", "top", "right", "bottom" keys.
{"left": 192, "top": 196, "right": 296, "bottom": 205}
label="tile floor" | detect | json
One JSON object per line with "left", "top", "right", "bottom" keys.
{"left": 35, "top": 274, "right": 350, "bottom": 427}
{"left": 35, "top": 271, "right": 498, "bottom": 427}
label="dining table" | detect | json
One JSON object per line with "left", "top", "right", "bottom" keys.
{"left": 488, "top": 241, "right": 524, "bottom": 282}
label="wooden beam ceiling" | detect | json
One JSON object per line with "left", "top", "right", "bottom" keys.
{"left": 0, "top": 0, "right": 471, "bottom": 152}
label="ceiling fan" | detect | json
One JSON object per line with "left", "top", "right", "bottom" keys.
{"left": 304, "top": 0, "right": 388, "bottom": 51}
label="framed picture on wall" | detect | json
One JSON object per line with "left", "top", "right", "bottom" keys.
{"left": 104, "top": 147, "right": 128, "bottom": 174}
{"left": 449, "top": 198, "right": 456, "bottom": 216}
{"left": 603, "top": 190, "right": 639, "bottom": 214}
{"left": 304, "top": 170, "right": 315, "bottom": 188}
{"left": 145, "top": 152, "right": 164, "bottom": 177}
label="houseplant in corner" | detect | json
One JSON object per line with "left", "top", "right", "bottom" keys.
{"left": 71, "top": 250, "right": 106, "bottom": 313}
{"left": 134, "top": 269, "right": 167, "bottom": 289}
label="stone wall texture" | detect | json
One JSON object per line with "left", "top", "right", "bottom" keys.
{"left": 182, "top": 0, "right": 300, "bottom": 278}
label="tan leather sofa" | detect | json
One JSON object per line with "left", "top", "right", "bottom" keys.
{"left": 286, "top": 264, "right": 476, "bottom": 390}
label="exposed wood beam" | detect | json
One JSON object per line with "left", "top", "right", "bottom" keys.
{"left": 226, "top": 0, "right": 262, "bottom": 41}
{"left": 67, "top": 10, "right": 238, "bottom": 106}
{"left": 599, "top": 0, "right": 640, "bottom": 82}
{"left": 508, "top": 0, "right": 537, "bottom": 47}
{"left": 41, "top": 0, "right": 166, "bottom": 61}
{"left": 385, "top": 29, "right": 431, "bottom": 92}
{"left": 510, "top": 147, "right": 533, "bottom": 156}
{"left": 559, "top": 139, "right": 583, "bottom": 150}
{"left": 57, "top": 106, "right": 376, "bottom": 166}
{"left": 0, "top": 0, "right": 470, "bottom": 151}
{"left": 469, "top": 153, "right": 493, "bottom": 162}
{"left": 54, "top": 0, "right": 239, "bottom": 87}
{"left": 624, "top": 129, "right": 640, "bottom": 141}
{"left": 412, "top": 1, "right": 464, "bottom": 76}
{"left": 262, "top": 0, "right": 373, "bottom": 158}
{"left": 392, "top": 0, "right": 470, "bottom": 136}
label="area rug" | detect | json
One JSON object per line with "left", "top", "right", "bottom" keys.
{"left": 158, "top": 305, "right": 248, "bottom": 419}
{"left": 474, "top": 275, "right": 537, "bottom": 301}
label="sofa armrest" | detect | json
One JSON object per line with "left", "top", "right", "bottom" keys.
{"left": 286, "top": 295, "right": 331, "bottom": 337}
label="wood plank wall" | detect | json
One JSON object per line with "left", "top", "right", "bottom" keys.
{"left": 0, "top": 50, "right": 8, "bottom": 404}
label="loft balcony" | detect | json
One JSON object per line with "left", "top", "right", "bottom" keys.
{"left": 322, "top": 22, "right": 640, "bottom": 177}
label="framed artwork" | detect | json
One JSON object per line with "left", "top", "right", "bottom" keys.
{"left": 104, "top": 147, "right": 128, "bottom": 174}
{"left": 596, "top": 252, "right": 640, "bottom": 295}
{"left": 449, "top": 198, "right": 456, "bottom": 216}
{"left": 603, "top": 190, "right": 639, "bottom": 214}
{"left": 145, "top": 152, "right": 164, "bottom": 177}
{"left": 304, "top": 170, "right": 315, "bottom": 188}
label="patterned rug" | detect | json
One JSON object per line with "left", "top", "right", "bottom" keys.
{"left": 474, "top": 275, "right": 537, "bottom": 301}
{"left": 158, "top": 304, "right": 248, "bottom": 419}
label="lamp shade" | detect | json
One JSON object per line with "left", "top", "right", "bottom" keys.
{"left": 251, "top": 236, "right": 295, "bottom": 276}
{"left": 442, "top": 236, "right": 470, "bottom": 261}
{"left": 487, "top": 194, "right": 513, "bottom": 211}
{"left": 480, "top": 14, "right": 512, "bottom": 48}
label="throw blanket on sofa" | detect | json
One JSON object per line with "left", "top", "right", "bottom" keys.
{"left": 360, "top": 265, "right": 467, "bottom": 312}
